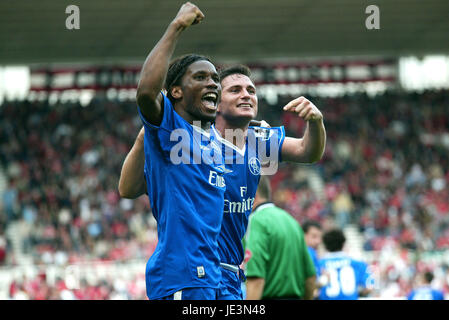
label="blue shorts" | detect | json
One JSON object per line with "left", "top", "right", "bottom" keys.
{"left": 156, "top": 287, "right": 218, "bottom": 300}
{"left": 217, "top": 268, "right": 243, "bottom": 300}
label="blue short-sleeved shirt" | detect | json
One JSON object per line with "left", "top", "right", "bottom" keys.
{"left": 407, "top": 287, "right": 445, "bottom": 300}
{"left": 139, "top": 94, "right": 228, "bottom": 300}
{"left": 211, "top": 125, "right": 285, "bottom": 298}
{"left": 319, "top": 252, "right": 374, "bottom": 300}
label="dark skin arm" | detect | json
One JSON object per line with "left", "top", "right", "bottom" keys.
{"left": 122, "top": 2, "right": 205, "bottom": 197}
{"left": 136, "top": 2, "right": 205, "bottom": 126}
{"left": 118, "top": 127, "right": 146, "bottom": 198}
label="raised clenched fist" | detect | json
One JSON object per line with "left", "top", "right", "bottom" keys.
{"left": 173, "top": 2, "right": 205, "bottom": 29}
{"left": 283, "top": 96, "right": 323, "bottom": 122}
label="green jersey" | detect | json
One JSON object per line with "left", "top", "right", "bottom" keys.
{"left": 244, "top": 202, "right": 316, "bottom": 299}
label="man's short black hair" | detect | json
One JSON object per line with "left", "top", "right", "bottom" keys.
{"left": 302, "top": 220, "right": 322, "bottom": 234}
{"left": 323, "top": 229, "right": 346, "bottom": 252}
{"left": 165, "top": 54, "right": 211, "bottom": 104}
{"left": 423, "top": 271, "right": 434, "bottom": 284}
{"left": 219, "top": 64, "right": 251, "bottom": 82}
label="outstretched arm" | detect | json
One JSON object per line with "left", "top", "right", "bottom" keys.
{"left": 119, "top": 127, "right": 146, "bottom": 199}
{"left": 281, "top": 96, "right": 326, "bottom": 163}
{"left": 136, "top": 2, "right": 205, "bottom": 125}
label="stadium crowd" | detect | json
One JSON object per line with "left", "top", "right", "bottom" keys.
{"left": 0, "top": 98, "right": 158, "bottom": 267}
{"left": 262, "top": 90, "right": 449, "bottom": 253}
{"left": 8, "top": 270, "right": 147, "bottom": 300}
{"left": 0, "top": 88, "right": 448, "bottom": 299}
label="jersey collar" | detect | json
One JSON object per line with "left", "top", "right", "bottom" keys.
{"left": 211, "top": 124, "right": 246, "bottom": 156}
{"left": 253, "top": 202, "right": 275, "bottom": 213}
{"left": 323, "top": 251, "right": 346, "bottom": 258}
{"left": 192, "top": 123, "right": 211, "bottom": 138}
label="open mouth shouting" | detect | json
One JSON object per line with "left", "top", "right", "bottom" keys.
{"left": 201, "top": 92, "right": 219, "bottom": 110}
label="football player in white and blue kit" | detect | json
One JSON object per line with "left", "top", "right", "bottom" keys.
{"left": 133, "top": 3, "right": 228, "bottom": 300}
{"left": 318, "top": 229, "right": 374, "bottom": 300}
{"left": 407, "top": 271, "right": 445, "bottom": 300}
{"left": 211, "top": 68, "right": 285, "bottom": 300}
{"left": 210, "top": 65, "right": 326, "bottom": 299}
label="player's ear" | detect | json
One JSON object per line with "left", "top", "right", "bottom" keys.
{"left": 170, "top": 86, "right": 183, "bottom": 100}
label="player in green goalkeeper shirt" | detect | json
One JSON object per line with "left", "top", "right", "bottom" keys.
{"left": 244, "top": 176, "right": 316, "bottom": 300}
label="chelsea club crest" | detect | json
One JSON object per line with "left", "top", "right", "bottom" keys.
{"left": 248, "top": 157, "right": 261, "bottom": 176}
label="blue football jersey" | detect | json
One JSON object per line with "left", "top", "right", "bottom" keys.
{"left": 319, "top": 252, "right": 373, "bottom": 300}
{"left": 211, "top": 124, "right": 285, "bottom": 266}
{"left": 139, "top": 93, "right": 228, "bottom": 300}
{"left": 407, "top": 287, "right": 445, "bottom": 300}
{"left": 308, "top": 247, "right": 320, "bottom": 276}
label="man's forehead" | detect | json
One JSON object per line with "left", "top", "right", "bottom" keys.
{"left": 222, "top": 74, "right": 255, "bottom": 88}
{"left": 186, "top": 60, "right": 217, "bottom": 74}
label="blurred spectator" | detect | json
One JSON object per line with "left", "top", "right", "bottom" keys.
{"left": 2, "top": 178, "right": 19, "bottom": 222}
